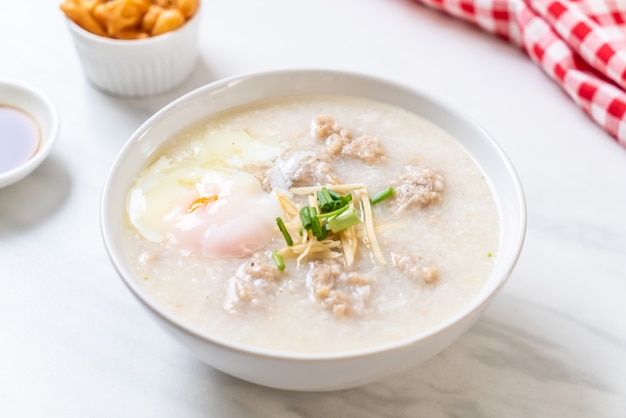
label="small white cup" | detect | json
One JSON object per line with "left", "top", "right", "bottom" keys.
{"left": 0, "top": 80, "right": 60, "bottom": 188}
{"left": 65, "top": 8, "right": 201, "bottom": 98}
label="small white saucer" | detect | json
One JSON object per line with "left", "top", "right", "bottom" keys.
{"left": 0, "top": 80, "right": 59, "bottom": 188}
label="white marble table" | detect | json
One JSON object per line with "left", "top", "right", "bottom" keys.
{"left": 1, "top": 0, "right": 625, "bottom": 416}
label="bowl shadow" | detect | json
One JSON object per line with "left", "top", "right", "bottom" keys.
{"left": 0, "top": 155, "right": 72, "bottom": 234}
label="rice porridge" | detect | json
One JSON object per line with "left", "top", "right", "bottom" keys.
{"left": 122, "top": 94, "right": 500, "bottom": 353}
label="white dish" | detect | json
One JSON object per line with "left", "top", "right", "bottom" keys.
{"left": 101, "top": 69, "right": 526, "bottom": 391}
{"left": 0, "top": 80, "right": 59, "bottom": 189}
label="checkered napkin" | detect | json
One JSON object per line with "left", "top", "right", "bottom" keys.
{"left": 415, "top": 0, "right": 626, "bottom": 148}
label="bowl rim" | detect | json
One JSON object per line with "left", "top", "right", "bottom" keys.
{"left": 0, "top": 79, "right": 60, "bottom": 188}
{"left": 101, "top": 68, "right": 527, "bottom": 361}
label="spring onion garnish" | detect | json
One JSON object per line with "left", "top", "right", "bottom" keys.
{"left": 299, "top": 206, "right": 313, "bottom": 230}
{"left": 299, "top": 206, "right": 328, "bottom": 240}
{"left": 316, "top": 187, "right": 352, "bottom": 213}
{"left": 271, "top": 250, "right": 285, "bottom": 271}
{"left": 369, "top": 186, "right": 395, "bottom": 205}
{"left": 310, "top": 209, "right": 328, "bottom": 240}
{"left": 275, "top": 217, "right": 293, "bottom": 246}
{"left": 316, "top": 204, "right": 349, "bottom": 219}
{"left": 316, "top": 188, "right": 334, "bottom": 212}
{"left": 327, "top": 206, "right": 361, "bottom": 233}
{"left": 327, "top": 189, "right": 345, "bottom": 200}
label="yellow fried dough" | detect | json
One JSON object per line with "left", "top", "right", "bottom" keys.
{"left": 150, "top": 8, "right": 185, "bottom": 36}
{"left": 60, "top": 0, "right": 199, "bottom": 39}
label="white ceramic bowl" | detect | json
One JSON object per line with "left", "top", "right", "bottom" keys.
{"left": 0, "top": 80, "right": 59, "bottom": 189}
{"left": 64, "top": 6, "right": 201, "bottom": 98}
{"left": 101, "top": 69, "right": 526, "bottom": 391}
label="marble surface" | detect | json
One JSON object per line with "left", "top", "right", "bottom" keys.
{"left": 1, "top": 0, "right": 625, "bottom": 416}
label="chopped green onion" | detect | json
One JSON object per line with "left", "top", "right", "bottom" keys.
{"left": 336, "top": 192, "right": 352, "bottom": 207}
{"left": 327, "top": 189, "right": 344, "bottom": 200}
{"left": 316, "top": 188, "right": 335, "bottom": 213}
{"left": 300, "top": 206, "right": 328, "bottom": 240}
{"left": 316, "top": 204, "right": 349, "bottom": 219}
{"left": 271, "top": 250, "right": 285, "bottom": 271}
{"left": 370, "top": 186, "right": 395, "bottom": 205}
{"left": 327, "top": 206, "right": 361, "bottom": 233}
{"left": 299, "top": 206, "right": 313, "bottom": 230}
{"left": 312, "top": 223, "right": 328, "bottom": 240}
{"left": 309, "top": 207, "right": 328, "bottom": 240}
{"left": 275, "top": 217, "right": 293, "bottom": 246}
{"left": 316, "top": 187, "right": 352, "bottom": 213}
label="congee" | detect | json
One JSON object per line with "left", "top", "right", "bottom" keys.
{"left": 122, "top": 94, "right": 500, "bottom": 353}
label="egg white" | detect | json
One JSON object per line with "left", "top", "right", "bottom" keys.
{"left": 127, "top": 133, "right": 286, "bottom": 258}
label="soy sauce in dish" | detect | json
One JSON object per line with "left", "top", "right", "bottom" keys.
{"left": 0, "top": 105, "right": 40, "bottom": 174}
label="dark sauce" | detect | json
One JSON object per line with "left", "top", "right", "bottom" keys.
{"left": 0, "top": 105, "right": 41, "bottom": 174}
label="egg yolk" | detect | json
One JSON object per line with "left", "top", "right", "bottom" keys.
{"left": 128, "top": 165, "right": 282, "bottom": 258}
{"left": 169, "top": 172, "right": 281, "bottom": 258}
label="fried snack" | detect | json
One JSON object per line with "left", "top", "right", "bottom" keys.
{"left": 93, "top": 0, "right": 151, "bottom": 37}
{"left": 141, "top": 4, "right": 163, "bottom": 32}
{"left": 60, "top": 0, "right": 199, "bottom": 39}
{"left": 150, "top": 8, "right": 185, "bottom": 36}
{"left": 115, "top": 28, "right": 150, "bottom": 39}
{"left": 175, "top": 0, "right": 198, "bottom": 19}
{"left": 60, "top": 0, "right": 107, "bottom": 37}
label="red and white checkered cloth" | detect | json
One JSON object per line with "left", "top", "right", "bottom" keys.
{"left": 414, "top": 0, "right": 626, "bottom": 147}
